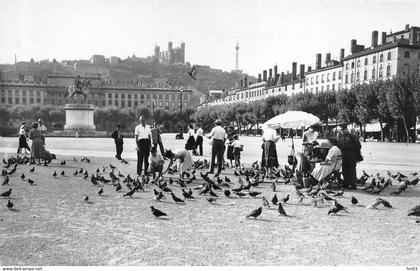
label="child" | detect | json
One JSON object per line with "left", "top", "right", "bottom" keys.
{"left": 163, "top": 149, "right": 193, "bottom": 180}
{"left": 148, "top": 146, "right": 164, "bottom": 180}
{"left": 232, "top": 134, "right": 243, "bottom": 169}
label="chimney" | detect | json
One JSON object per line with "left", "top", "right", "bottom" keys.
{"left": 292, "top": 62, "right": 297, "bottom": 81}
{"left": 410, "top": 27, "right": 418, "bottom": 45}
{"left": 340, "top": 48, "right": 345, "bottom": 62}
{"left": 316, "top": 54, "right": 322, "bottom": 69}
{"left": 371, "top": 31, "right": 378, "bottom": 47}
{"left": 258, "top": 74, "right": 261, "bottom": 83}
{"left": 274, "top": 65, "right": 279, "bottom": 83}
{"left": 406, "top": 24, "right": 410, "bottom": 31}
{"left": 307, "top": 66, "right": 312, "bottom": 72}
{"left": 350, "top": 39, "right": 357, "bottom": 54}
{"left": 393, "top": 34, "right": 397, "bottom": 43}
{"left": 263, "top": 70, "right": 267, "bottom": 81}
{"left": 280, "top": 72, "right": 284, "bottom": 84}
{"left": 381, "top": 32, "right": 387, "bottom": 44}
{"left": 325, "top": 53, "right": 331, "bottom": 64}
{"left": 299, "top": 64, "right": 305, "bottom": 79}
{"left": 244, "top": 77, "right": 248, "bottom": 87}
{"left": 269, "top": 68, "right": 273, "bottom": 80}
{"left": 240, "top": 79, "right": 243, "bottom": 88}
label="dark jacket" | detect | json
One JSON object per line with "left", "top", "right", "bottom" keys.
{"left": 111, "top": 130, "right": 124, "bottom": 144}
{"left": 339, "top": 132, "right": 361, "bottom": 163}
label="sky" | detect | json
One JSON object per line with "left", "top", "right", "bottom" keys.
{"left": 0, "top": 0, "right": 420, "bottom": 76}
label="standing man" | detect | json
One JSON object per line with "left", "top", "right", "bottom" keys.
{"left": 206, "top": 119, "right": 227, "bottom": 177}
{"left": 151, "top": 121, "right": 165, "bottom": 155}
{"left": 338, "top": 126, "right": 362, "bottom": 190}
{"left": 38, "top": 119, "right": 47, "bottom": 145}
{"left": 110, "top": 124, "right": 124, "bottom": 160}
{"left": 135, "top": 115, "right": 152, "bottom": 177}
{"left": 195, "top": 124, "right": 204, "bottom": 156}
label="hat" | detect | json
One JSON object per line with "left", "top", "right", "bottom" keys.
{"left": 214, "top": 119, "right": 222, "bottom": 124}
{"left": 318, "top": 141, "right": 333, "bottom": 149}
{"left": 38, "top": 119, "right": 43, "bottom": 123}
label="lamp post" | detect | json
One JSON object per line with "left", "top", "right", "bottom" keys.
{"left": 152, "top": 99, "right": 155, "bottom": 124}
{"left": 179, "top": 88, "right": 184, "bottom": 139}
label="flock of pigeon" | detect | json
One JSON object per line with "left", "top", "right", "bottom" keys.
{"left": 1, "top": 155, "right": 420, "bottom": 223}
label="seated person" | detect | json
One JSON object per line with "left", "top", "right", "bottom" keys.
{"left": 309, "top": 137, "right": 342, "bottom": 184}
{"left": 149, "top": 146, "right": 164, "bottom": 180}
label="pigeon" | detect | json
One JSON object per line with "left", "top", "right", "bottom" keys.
{"left": 366, "top": 198, "right": 382, "bottom": 209}
{"left": 2, "top": 176, "right": 9, "bottom": 185}
{"left": 187, "top": 65, "right": 199, "bottom": 80}
{"left": 61, "top": 160, "right": 66, "bottom": 165}
{"left": 115, "top": 183, "right": 122, "bottom": 192}
{"left": 7, "top": 200, "right": 13, "bottom": 210}
{"left": 73, "top": 157, "right": 78, "bottom": 162}
{"left": 73, "top": 170, "right": 79, "bottom": 176}
{"left": 98, "top": 188, "right": 104, "bottom": 196}
{"left": 61, "top": 170, "right": 66, "bottom": 176}
{"left": 224, "top": 190, "right": 231, "bottom": 197}
{"left": 248, "top": 191, "right": 262, "bottom": 197}
{"left": 29, "top": 167, "right": 35, "bottom": 173}
{"left": 198, "top": 184, "right": 210, "bottom": 195}
{"left": 53, "top": 171, "right": 57, "bottom": 177}
{"left": 182, "top": 189, "right": 194, "bottom": 199}
{"left": 79, "top": 168, "right": 84, "bottom": 174}
{"left": 21, "top": 173, "right": 25, "bottom": 180}
{"left": 281, "top": 194, "right": 290, "bottom": 203}
{"left": 378, "top": 198, "right": 392, "bottom": 208}
{"left": 278, "top": 202, "right": 287, "bottom": 216}
{"left": 110, "top": 164, "right": 116, "bottom": 170}
{"left": 409, "top": 177, "right": 419, "bottom": 186}
{"left": 334, "top": 200, "right": 346, "bottom": 212}
{"left": 390, "top": 188, "right": 404, "bottom": 196}
{"left": 246, "top": 207, "right": 263, "bottom": 219}
{"left": 27, "top": 178, "right": 34, "bottom": 185}
{"left": 207, "top": 197, "right": 217, "bottom": 204}
{"left": 351, "top": 196, "right": 359, "bottom": 205}
{"left": 261, "top": 196, "right": 270, "bottom": 207}
{"left": 154, "top": 191, "right": 165, "bottom": 201}
{"left": 209, "top": 190, "right": 219, "bottom": 198}
{"left": 407, "top": 205, "right": 420, "bottom": 217}
{"left": 235, "top": 192, "right": 246, "bottom": 197}
{"left": 1, "top": 188, "right": 12, "bottom": 198}
{"left": 123, "top": 189, "right": 136, "bottom": 198}
{"left": 84, "top": 195, "right": 89, "bottom": 202}
{"left": 151, "top": 206, "right": 167, "bottom": 217}
{"left": 328, "top": 205, "right": 344, "bottom": 215}
{"left": 171, "top": 192, "right": 184, "bottom": 203}
{"left": 271, "top": 194, "right": 279, "bottom": 205}
{"left": 333, "top": 188, "right": 344, "bottom": 197}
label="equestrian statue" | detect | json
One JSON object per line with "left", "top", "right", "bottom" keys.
{"left": 66, "top": 75, "right": 91, "bottom": 101}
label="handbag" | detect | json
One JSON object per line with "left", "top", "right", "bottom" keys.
{"left": 288, "top": 137, "right": 297, "bottom": 166}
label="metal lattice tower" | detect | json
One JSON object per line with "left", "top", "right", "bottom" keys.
{"left": 235, "top": 43, "right": 239, "bottom": 71}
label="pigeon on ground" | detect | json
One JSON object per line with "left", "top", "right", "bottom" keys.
{"left": 61, "top": 170, "right": 66, "bottom": 176}
{"left": 171, "top": 192, "right": 184, "bottom": 203}
{"left": 246, "top": 207, "right": 263, "bottom": 219}
{"left": 84, "top": 195, "right": 89, "bottom": 202}
{"left": 53, "top": 171, "right": 57, "bottom": 177}
{"left": 98, "top": 188, "right": 104, "bottom": 196}
{"left": 2, "top": 176, "right": 9, "bottom": 186}
{"left": 123, "top": 189, "right": 136, "bottom": 198}
{"left": 27, "top": 178, "right": 34, "bottom": 185}
{"left": 248, "top": 191, "right": 262, "bottom": 197}
{"left": 378, "top": 198, "right": 392, "bottom": 208}
{"left": 209, "top": 190, "right": 219, "bottom": 198}
{"left": 351, "top": 196, "right": 359, "bottom": 205}
{"left": 29, "top": 167, "right": 35, "bottom": 173}
{"left": 278, "top": 202, "right": 287, "bottom": 216}
{"left": 261, "top": 196, "right": 270, "bottom": 207}
{"left": 151, "top": 206, "right": 167, "bottom": 217}
{"left": 21, "top": 173, "right": 25, "bottom": 180}
{"left": 7, "top": 200, "right": 13, "bottom": 210}
{"left": 407, "top": 205, "right": 420, "bottom": 217}
{"left": 281, "top": 194, "right": 290, "bottom": 203}
{"left": 224, "top": 190, "right": 231, "bottom": 197}
{"left": 207, "top": 197, "right": 217, "bottom": 204}
{"left": 0, "top": 188, "right": 12, "bottom": 198}
{"left": 154, "top": 191, "right": 164, "bottom": 201}
{"left": 271, "top": 194, "right": 278, "bottom": 205}
{"left": 182, "top": 189, "right": 194, "bottom": 199}
{"left": 235, "top": 192, "right": 246, "bottom": 197}
{"left": 366, "top": 198, "right": 382, "bottom": 209}
{"left": 115, "top": 183, "right": 122, "bottom": 191}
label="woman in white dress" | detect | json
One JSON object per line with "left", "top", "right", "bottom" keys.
{"left": 310, "top": 137, "right": 342, "bottom": 183}
{"left": 261, "top": 125, "right": 280, "bottom": 178}
{"left": 163, "top": 149, "right": 193, "bottom": 179}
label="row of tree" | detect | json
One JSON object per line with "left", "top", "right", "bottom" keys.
{"left": 194, "top": 72, "right": 420, "bottom": 142}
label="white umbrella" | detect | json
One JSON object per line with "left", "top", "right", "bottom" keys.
{"left": 263, "top": 111, "right": 320, "bottom": 129}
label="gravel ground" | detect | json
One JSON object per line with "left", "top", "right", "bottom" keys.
{"left": 0, "top": 140, "right": 420, "bottom": 265}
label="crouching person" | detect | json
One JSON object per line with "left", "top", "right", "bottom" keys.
{"left": 163, "top": 149, "right": 193, "bottom": 180}
{"left": 149, "top": 146, "right": 164, "bottom": 180}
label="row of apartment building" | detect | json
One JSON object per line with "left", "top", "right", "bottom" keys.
{"left": 203, "top": 24, "right": 420, "bottom": 107}
{"left": 0, "top": 74, "right": 192, "bottom": 110}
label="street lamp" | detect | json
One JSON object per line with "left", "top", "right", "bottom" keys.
{"left": 179, "top": 88, "right": 184, "bottom": 139}
{"left": 152, "top": 99, "right": 155, "bottom": 124}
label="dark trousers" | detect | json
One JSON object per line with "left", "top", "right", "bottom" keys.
{"left": 342, "top": 160, "right": 357, "bottom": 188}
{"left": 137, "top": 138, "right": 151, "bottom": 176}
{"left": 196, "top": 136, "right": 203, "bottom": 156}
{"left": 153, "top": 141, "right": 165, "bottom": 156}
{"left": 115, "top": 141, "right": 123, "bottom": 159}
{"left": 210, "top": 139, "right": 225, "bottom": 174}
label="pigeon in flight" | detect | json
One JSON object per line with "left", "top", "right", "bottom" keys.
{"left": 188, "top": 65, "right": 199, "bottom": 80}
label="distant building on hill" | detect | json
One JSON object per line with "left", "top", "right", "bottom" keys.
{"left": 153, "top": 41, "right": 185, "bottom": 65}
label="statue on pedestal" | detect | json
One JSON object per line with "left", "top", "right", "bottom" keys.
{"left": 66, "top": 75, "right": 91, "bottom": 101}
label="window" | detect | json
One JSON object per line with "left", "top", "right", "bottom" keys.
{"left": 373, "top": 56, "right": 376, "bottom": 64}
{"left": 316, "top": 76, "right": 319, "bottom": 83}
{"left": 364, "top": 58, "right": 368, "bottom": 65}
{"left": 121, "top": 101, "right": 125, "bottom": 108}
{"left": 364, "top": 70, "right": 367, "bottom": 80}
{"left": 114, "top": 100, "right": 118, "bottom": 106}
{"left": 321, "top": 86, "right": 324, "bottom": 92}
{"left": 102, "top": 100, "right": 106, "bottom": 106}
{"left": 379, "top": 54, "right": 383, "bottom": 62}
{"left": 350, "top": 72, "right": 354, "bottom": 83}
{"left": 388, "top": 52, "right": 392, "bottom": 60}
{"left": 108, "top": 93, "right": 112, "bottom": 99}
{"left": 332, "top": 84, "right": 335, "bottom": 91}
{"left": 386, "top": 64, "right": 391, "bottom": 76}
{"left": 141, "top": 94, "right": 145, "bottom": 99}
{"left": 345, "top": 74, "right": 348, "bottom": 84}
{"left": 338, "top": 71, "right": 342, "bottom": 80}
{"left": 159, "top": 101, "right": 163, "bottom": 107}
{"left": 127, "top": 94, "right": 131, "bottom": 99}
{"left": 315, "top": 87, "right": 318, "bottom": 93}
{"left": 345, "top": 63, "right": 349, "bottom": 70}
{"left": 128, "top": 100, "right": 132, "bottom": 107}
{"left": 134, "top": 94, "right": 138, "bottom": 100}
{"left": 351, "top": 62, "right": 354, "bottom": 69}
{"left": 404, "top": 51, "right": 410, "bottom": 58}
{"left": 121, "top": 94, "right": 125, "bottom": 99}
{"left": 326, "top": 85, "right": 329, "bottom": 91}
{"left": 379, "top": 65, "right": 383, "bottom": 78}
{"left": 357, "top": 60, "right": 360, "bottom": 67}
{"left": 321, "top": 75, "right": 324, "bottom": 83}
{"left": 332, "top": 72, "right": 336, "bottom": 81}
{"left": 165, "top": 94, "right": 169, "bottom": 99}
{"left": 311, "top": 77, "right": 313, "bottom": 85}
{"left": 356, "top": 71, "right": 360, "bottom": 81}
{"left": 159, "top": 94, "right": 163, "bottom": 99}
{"left": 372, "top": 68, "right": 376, "bottom": 79}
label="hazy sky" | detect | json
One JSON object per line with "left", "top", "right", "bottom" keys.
{"left": 0, "top": 0, "right": 419, "bottom": 76}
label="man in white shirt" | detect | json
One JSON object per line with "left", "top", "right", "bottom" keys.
{"left": 206, "top": 119, "right": 227, "bottom": 177}
{"left": 135, "top": 115, "right": 152, "bottom": 176}
{"left": 195, "top": 124, "right": 204, "bottom": 156}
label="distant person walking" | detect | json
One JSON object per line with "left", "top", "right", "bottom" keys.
{"left": 135, "top": 115, "right": 152, "bottom": 176}
{"left": 28, "top": 122, "right": 44, "bottom": 165}
{"left": 226, "top": 126, "right": 235, "bottom": 168}
{"left": 195, "top": 124, "right": 204, "bottom": 156}
{"left": 261, "top": 125, "right": 280, "bottom": 179}
{"left": 38, "top": 119, "right": 47, "bottom": 145}
{"left": 206, "top": 119, "right": 227, "bottom": 177}
{"left": 17, "top": 122, "right": 30, "bottom": 156}
{"left": 110, "top": 124, "right": 124, "bottom": 160}
{"left": 338, "top": 126, "right": 362, "bottom": 190}
{"left": 151, "top": 122, "right": 165, "bottom": 155}
{"left": 185, "top": 124, "right": 196, "bottom": 154}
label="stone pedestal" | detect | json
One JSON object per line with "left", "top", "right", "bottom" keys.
{"left": 64, "top": 104, "right": 96, "bottom": 135}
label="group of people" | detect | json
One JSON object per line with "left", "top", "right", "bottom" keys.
{"left": 17, "top": 119, "right": 49, "bottom": 165}
{"left": 185, "top": 123, "right": 204, "bottom": 156}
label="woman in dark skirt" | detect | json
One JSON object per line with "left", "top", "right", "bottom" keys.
{"left": 17, "top": 122, "right": 30, "bottom": 156}
{"left": 261, "top": 125, "right": 280, "bottom": 178}
{"left": 226, "top": 127, "right": 235, "bottom": 168}
{"left": 185, "top": 124, "right": 196, "bottom": 153}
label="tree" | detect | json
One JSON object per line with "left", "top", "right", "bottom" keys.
{"left": 336, "top": 89, "right": 358, "bottom": 124}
